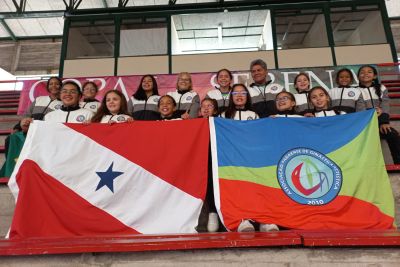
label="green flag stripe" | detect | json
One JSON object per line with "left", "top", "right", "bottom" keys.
{"left": 218, "top": 114, "right": 394, "bottom": 218}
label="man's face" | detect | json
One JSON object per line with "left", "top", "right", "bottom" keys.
{"left": 251, "top": 64, "right": 268, "bottom": 84}
{"left": 60, "top": 84, "right": 80, "bottom": 107}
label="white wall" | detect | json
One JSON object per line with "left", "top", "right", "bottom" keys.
{"left": 347, "top": 11, "right": 386, "bottom": 45}
{"left": 302, "top": 14, "right": 328, "bottom": 47}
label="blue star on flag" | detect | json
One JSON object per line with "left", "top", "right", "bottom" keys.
{"left": 95, "top": 162, "right": 124, "bottom": 193}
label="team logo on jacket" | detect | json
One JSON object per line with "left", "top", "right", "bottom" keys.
{"left": 186, "top": 96, "right": 192, "bottom": 101}
{"left": 76, "top": 115, "right": 85, "bottom": 122}
{"left": 153, "top": 97, "right": 159, "bottom": 103}
{"left": 54, "top": 104, "right": 62, "bottom": 110}
{"left": 348, "top": 91, "right": 355, "bottom": 97}
{"left": 270, "top": 85, "right": 278, "bottom": 91}
{"left": 90, "top": 104, "right": 97, "bottom": 109}
{"left": 117, "top": 115, "right": 126, "bottom": 122}
{"left": 277, "top": 147, "right": 342, "bottom": 206}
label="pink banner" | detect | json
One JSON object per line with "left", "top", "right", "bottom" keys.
{"left": 17, "top": 73, "right": 220, "bottom": 115}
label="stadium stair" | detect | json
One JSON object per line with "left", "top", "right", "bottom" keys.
{"left": 0, "top": 90, "right": 21, "bottom": 184}
{"left": 0, "top": 230, "right": 399, "bottom": 256}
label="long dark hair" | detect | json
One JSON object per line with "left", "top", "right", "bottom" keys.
{"left": 133, "top": 75, "right": 159, "bottom": 101}
{"left": 358, "top": 65, "right": 382, "bottom": 101}
{"left": 46, "top": 77, "right": 62, "bottom": 93}
{"left": 335, "top": 68, "right": 354, "bottom": 87}
{"left": 224, "top": 83, "right": 252, "bottom": 119}
{"left": 293, "top": 72, "right": 310, "bottom": 93}
{"left": 307, "top": 86, "right": 331, "bottom": 110}
{"left": 92, "top": 90, "right": 129, "bottom": 122}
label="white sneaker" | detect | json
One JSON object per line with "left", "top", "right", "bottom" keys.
{"left": 207, "top": 212, "right": 219, "bottom": 232}
{"left": 237, "top": 220, "right": 255, "bottom": 232}
{"left": 259, "top": 223, "right": 279, "bottom": 232}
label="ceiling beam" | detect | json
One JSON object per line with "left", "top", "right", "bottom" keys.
{"left": 12, "top": 0, "right": 27, "bottom": 14}
{"left": 102, "top": 0, "right": 109, "bottom": 8}
{"left": 118, "top": 0, "right": 130, "bottom": 8}
{"left": 0, "top": 19, "right": 17, "bottom": 41}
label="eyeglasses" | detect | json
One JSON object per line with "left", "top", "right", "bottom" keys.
{"left": 178, "top": 78, "right": 191, "bottom": 82}
{"left": 275, "top": 96, "right": 290, "bottom": 102}
{"left": 201, "top": 104, "right": 214, "bottom": 109}
{"left": 83, "top": 88, "right": 97, "bottom": 92}
{"left": 231, "top": 91, "right": 248, "bottom": 96}
{"left": 61, "top": 89, "right": 79, "bottom": 95}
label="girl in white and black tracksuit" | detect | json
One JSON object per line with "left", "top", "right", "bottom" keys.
{"left": 308, "top": 86, "right": 344, "bottom": 117}
{"left": 80, "top": 81, "right": 101, "bottom": 113}
{"left": 293, "top": 73, "right": 313, "bottom": 116}
{"left": 127, "top": 75, "right": 160, "bottom": 121}
{"left": 358, "top": 65, "right": 400, "bottom": 164}
{"left": 329, "top": 68, "right": 365, "bottom": 114}
{"left": 26, "top": 77, "right": 63, "bottom": 120}
{"left": 271, "top": 91, "right": 303, "bottom": 118}
{"left": 205, "top": 69, "right": 232, "bottom": 115}
{"left": 221, "top": 84, "right": 259, "bottom": 120}
{"left": 167, "top": 72, "right": 200, "bottom": 119}
{"left": 91, "top": 90, "right": 132, "bottom": 123}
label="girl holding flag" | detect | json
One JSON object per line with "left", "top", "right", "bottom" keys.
{"left": 221, "top": 84, "right": 259, "bottom": 120}
{"left": 91, "top": 90, "right": 132, "bottom": 123}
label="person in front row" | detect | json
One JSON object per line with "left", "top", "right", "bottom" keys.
{"left": 270, "top": 92, "right": 302, "bottom": 118}
{"left": 358, "top": 65, "right": 400, "bottom": 164}
{"left": 199, "top": 98, "right": 220, "bottom": 232}
{"left": 158, "top": 95, "right": 181, "bottom": 121}
{"left": 248, "top": 59, "right": 285, "bottom": 118}
{"left": 80, "top": 81, "right": 101, "bottom": 113}
{"left": 127, "top": 74, "right": 160, "bottom": 121}
{"left": 25, "top": 77, "right": 63, "bottom": 120}
{"left": 308, "top": 86, "right": 344, "bottom": 117}
{"left": 44, "top": 81, "right": 94, "bottom": 123}
{"left": 205, "top": 69, "right": 233, "bottom": 114}
{"left": 329, "top": 68, "right": 364, "bottom": 113}
{"left": 167, "top": 72, "right": 200, "bottom": 119}
{"left": 91, "top": 90, "right": 132, "bottom": 123}
{"left": 221, "top": 84, "right": 259, "bottom": 120}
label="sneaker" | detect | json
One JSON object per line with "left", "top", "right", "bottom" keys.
{"left": 237, "top": 220, "right": 255, "bottom": 232}
{"left": 207, "top": 212, "right": 219, "bottom": 232}
{"left": 259, "top": 223, "right": 279, "bottom": 232}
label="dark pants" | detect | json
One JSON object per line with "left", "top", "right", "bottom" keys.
{"left": 381, "top": 127, "right": 400, "bottom": 164}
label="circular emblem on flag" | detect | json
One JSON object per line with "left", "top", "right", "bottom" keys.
{"left": 186, "top": 96, "right": 192, "bottom": 101}
{"left": 54, "top": 104, "right": 61, "bottom": 110}
{"left": 90, "top": 104, "right": 97, "bottom": 109}
{"left": 348, "top": 91, "right": 355, "bottom": 97}
{"left": 116, "top": 115, "right": 126, "bottom": 122}
{"left": 270, "top": 85, "right": 278, "bottom": 91}
{"left": 277, "top": 147, "right": 342, "bottom": 206}
{"left": 76, "top": 115, "right": 85, "bottom": 122}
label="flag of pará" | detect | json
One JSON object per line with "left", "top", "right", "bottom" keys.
{"left": 8, "top": 119, "right": 209, "bottom": 238}
{"left": 210, "top": 110, "right": 395, "bottom": 231}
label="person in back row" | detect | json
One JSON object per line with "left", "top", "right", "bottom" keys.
{"left": 248, "top": 59, "right": 285, "bottom": 118}
{"left": 221, "top": 84, "right": 259, "bottom": 120}
{"left": 80, "top": 81, "right": 101, "bottom": 113}
{"left": 25, "top": 77, "right": 63, "bottom": 120}
{"left": 127, "top": 74, "right": 160, "bottom": 120}
{"left": 329, "top": 68, "right": 364, "bottom": 113}
{"left": 293, "top": 73, "right": 313, "bottom": 116}
{"left": 358, "top": 65, "right": 400, "bottom": 164}
{"left": 205, "top": 69, "right": 233, "bottom": 114}
{"left": 44, "top": 81, "right": 94, "bottom": 123}
{"left": 167, "top": 72, "right": 200, "bottom": 119}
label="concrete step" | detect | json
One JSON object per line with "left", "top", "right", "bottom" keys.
{"left": 0, "top": 110, "right": 18, "bottom": 115}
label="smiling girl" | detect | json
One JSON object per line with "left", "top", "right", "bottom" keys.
{"left": 221, "top": 83, "right": 259, "bottom": 120}
{"left": 91, "top": 90, "right": 132, "bottom": 123}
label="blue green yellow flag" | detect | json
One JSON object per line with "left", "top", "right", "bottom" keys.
{"left": 210, "top": 110, "right": 395, "bottom": 230}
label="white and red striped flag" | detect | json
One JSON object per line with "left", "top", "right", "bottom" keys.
{"left": 8, "top": 120, "right": 209, "bottom": 238}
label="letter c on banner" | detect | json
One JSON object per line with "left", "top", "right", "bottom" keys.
{"left": 29, "top": 80, "right": 47, "bottom": 102}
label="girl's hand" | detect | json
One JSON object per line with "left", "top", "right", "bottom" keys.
{"left": 376, "top": 107, "right": 382, "bottom": 116}
{"left": 126, "top": 117, "right": 134, "bottom": 123}
{"left": 380, "top": 124, "right": 391, "bottom": 134}
{"left": 82, "top": 120, "right": 91, "bottom": 125}
{"left": 181, "top": 112, "right": 190, "bottom": 120}
{"left": 269, "top": 115, "right": 277, "bottom": 118}
{"left": 303, "top": 113, "right": 315, "bottom": 117}
{"left": 108, "top": 120, "right": 116, "bottom": 125}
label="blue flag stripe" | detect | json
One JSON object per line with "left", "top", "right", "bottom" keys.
{"left": 214, "top": 109, "right": 374, "bottom": 168}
